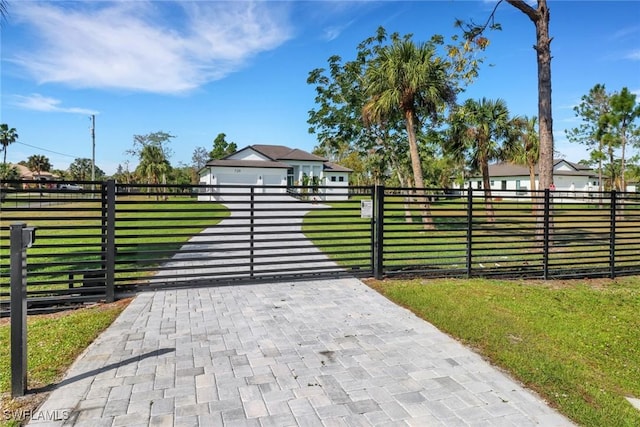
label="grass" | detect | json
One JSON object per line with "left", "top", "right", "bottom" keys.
{"left": 0, "top": 299, "right": 129, "bottom": 426}
{"left": 302, "top": 197, "right": 640, "bottom": 275}
{"left": 0, "top": 196, "right": 229, "bottom": 293}
{"left": 366, "top": 276, "right": 640, "bottom": 427}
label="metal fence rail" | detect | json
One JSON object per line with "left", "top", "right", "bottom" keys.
{"left": 2, "top": 180, "right": 640, "bottom": 315}
{"left": 379, "top": 187, "right": 640, "bottom": 280}
{"left": 1, "top": 181, "right": 106, "bottom": 314}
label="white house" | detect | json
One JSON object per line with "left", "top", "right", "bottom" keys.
{"left": 198, "top": 144, "right": 352, "bottom": 201}
{"left": 464, "top": 159, "right": 600, "bottom": 196}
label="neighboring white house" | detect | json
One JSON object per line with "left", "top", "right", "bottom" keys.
{"left": 198, "top": 144, "right": 352, "bottom": 201}
{"left": 463, "top": 159, "right": 600, "bottom": 196}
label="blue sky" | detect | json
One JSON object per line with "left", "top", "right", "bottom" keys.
{"left": 1, "top": 1, "right": 639, "bottom": 175}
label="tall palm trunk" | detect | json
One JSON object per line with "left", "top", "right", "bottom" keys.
{"left": 528, "top": 163, "right": 536, "bottom": 207}
{"left": 405, "top": 109, "right": 433, "bottom": 229}
{"left": 507, "top": 0, "right": 554, "bottom": 240}
{"left": 479, "top": 148, "right": 495, "bottom": 222}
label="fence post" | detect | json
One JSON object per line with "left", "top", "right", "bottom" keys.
{"left": 543, "top": 189, "right": 551, "bottom": 280}
{"left": 466, "top": 186, "right": 473, "bottom": 278}
{"left": 374, "top": 185, "right": 385, "bottom": 280}
{"left": 368, "top": 186, "right": 375, "bottom": 277}
{"left": 609, "top": 190, "right": 617, "bottom": 279}
{"left": 250, "top": 187, "right": 255, "bottom": 278}
{"left": 10, "top": 222, "right": 35, "bottom": 398}
{"left": 105, "top": 180, "right": 116, "bottom": 302}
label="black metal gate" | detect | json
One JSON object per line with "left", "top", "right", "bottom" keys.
{"left": 111, "top": 183, "right": 375, "bottom": 293}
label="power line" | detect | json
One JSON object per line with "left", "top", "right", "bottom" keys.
{"left": 14, "top": 141, "right": 78, "bottom": 159}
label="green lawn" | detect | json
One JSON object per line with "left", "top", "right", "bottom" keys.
{"left": 367, "top": 276, "right": 640, "bottom": 427}
{"left": 0, "top": 300, "right": 128, "bottom": 427}
{"left": 303, "top": 197, "right": 640, "bottom": 274}
{"left": 0, "top": 196, "right": 229, "bottom": 294}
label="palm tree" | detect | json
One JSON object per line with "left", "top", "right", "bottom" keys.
{"left": 504, "top": 115, "right": 539, "bottom": 203}
{"left": 1, "top": 0, "right": 8, "bottom": 23}
{"left": 27, "top": 154, "right": 51, "bottom": 194}
{"left": 0, "top": 124, "right": 18, "bottom": 165}
{"left": 26, "top": 154, "right": 51, "bottom": 179}
{"left": 363, "top": 37, "right": 456, "bottom": 227}
{"left": 450, "top": 98, "right": 513, "bottom": 221}
{"left": 136, "top": 145, "right": 170, "bottom": 199}
{"left": 0, "top": 163, "right": 19, "bottom": 182}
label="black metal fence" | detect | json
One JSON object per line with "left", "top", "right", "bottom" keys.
{"left": 2, "top": 180, "right": 639, "bottom": 315}
{"left": 377, "top": 186, "right": 640, "bottom": 280}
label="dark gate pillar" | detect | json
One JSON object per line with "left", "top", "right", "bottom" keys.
{"left": 10, "top": 222, "right": 36, "bottom": 398}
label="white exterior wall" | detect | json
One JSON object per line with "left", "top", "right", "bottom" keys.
{"left": 198, "top": 167, "right": 214, "bottom": 201}
{"left": 287, "top": 160, "right": 326, "bottom": 183}
{"left": 229, "top": 149, "right": 269, "bottom": 161}
{"left": 552, "top": 175, "right": 595, "bottom": 193}
{"left": 465, "top": 176, "right": 532, "bottom": 193}
{"left": 198, "top": 166, "right": 288, "bottom": 201}
{"left": 323, "top": 172, "right": 350, "bottom": 201}
{"left": 465, "top": 175, "right": 598, "bottom": 196}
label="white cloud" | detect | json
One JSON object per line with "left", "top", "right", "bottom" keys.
{"left": 321, "top": 20, "right": 355, "bottom": 42}
{"left": 11, "top": 1, "right": 292, "bottom": 94}
{"left": 12, "top": 93, "right": 98, "bottom": 115}
{"left": 625, "top": 49, "right": 640, "bottom": 61}
{"left": 610, "top": 25, "right": 640, "bottom": 41}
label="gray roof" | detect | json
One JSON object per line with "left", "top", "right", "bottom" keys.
{"left": 205, "top": 144, "right": 351, "bottom": 173}
{"left": 471, "top": 161, "right": 599, "bottom": 179}
{"left": 323, "top": 161, "right": 352, "bottom": 173}
{"left": 250, "top": 145, "right": 327, "bottom": 162}
{"left": 204, "top": 159, "right": 290, "bottom": 169}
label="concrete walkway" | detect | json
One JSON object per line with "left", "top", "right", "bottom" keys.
{"left": 29, "top": 277, "right": 573, "bottom": 426}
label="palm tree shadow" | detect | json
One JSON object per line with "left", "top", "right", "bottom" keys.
{"left": 27, "top": 347, "right": 175, "bottom": 394}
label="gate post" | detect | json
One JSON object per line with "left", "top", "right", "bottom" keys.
{"left": 609, "top": 190, "right": 617, "bottom": 279}
{"left": 250, "top": 186, "right": 255, "bottom": 278}
{"left": 105, "top": 180, "right": 116, "bottom": 302}
{"left": 543, "top": 189, "right": 551, "bottom": 280}
{"left": 10, "top": 222, "right": 36, "bottom": 398}
{"left": 374, "top": 185, "right": 385, "bottom": 280}
{"left": 466, "top": 186, "right": 473, "bottom": 278}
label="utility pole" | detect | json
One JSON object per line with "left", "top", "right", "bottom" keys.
{"left": 90, "top": 114, "right": 96, "bottom": 183}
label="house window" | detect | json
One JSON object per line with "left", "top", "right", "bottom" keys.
{"left": 490, "top": 180, "right": 494, "bottom": 186}
{"left": 501, "top": 180, "right": 507, "bottom": 190}
{"left": 338, "top": 176, "right": 344, "bottom": 182}
{"left": 330, "top": 176, "right": 337, "bottom": 182}
{"left": 476, "top": 181, "right": 482, "bottom": 189}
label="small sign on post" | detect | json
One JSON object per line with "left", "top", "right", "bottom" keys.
{"left": 361, "top": 200, "right": 373, "bottom": 219}
{"left": 11, "top": 222, "right": 35, "bottom": 398}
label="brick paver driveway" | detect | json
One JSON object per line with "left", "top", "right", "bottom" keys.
{"left": 30, "top": 277, "right": 572, "bottom": 426}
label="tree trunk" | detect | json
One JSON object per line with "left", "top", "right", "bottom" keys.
{"left": 620, "top": 131, "right": 627, "bottom": 192}
{"left": 405, "top": 109, "right": 434, "bottom": 229}
{"left": 396, "top": 170, "right": 413, "bottom": 223}
{"left": 480, "top": 157, "right": 495, "bottom": 223}
{"left": 535, "top": 1, "right": 554, "bottom": 193}
{"left": 619, "top": 129, "right": 627, "bottom": 220}
{"left": 507, "top": 0, "right": 554, "bottom": 240}
{"left": 528, "top": 162, "right": 536, "bottom": 211}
